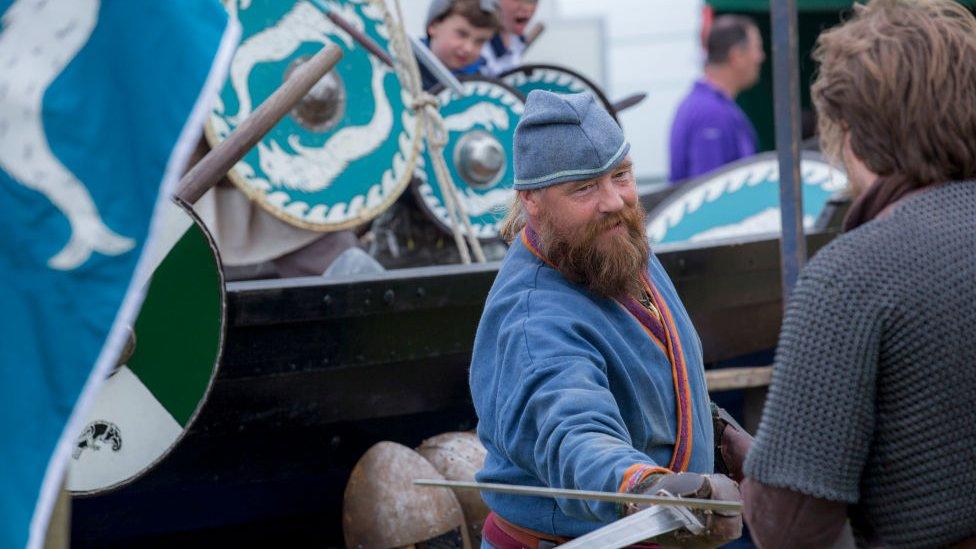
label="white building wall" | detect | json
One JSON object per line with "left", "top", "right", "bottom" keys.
{"left": 555, "top": 0, "right": 702, "bottom": 182}
{"left": 521, "top": 18, "right": 608, "bottom": 89}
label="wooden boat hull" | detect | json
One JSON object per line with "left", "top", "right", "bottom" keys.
{"left": 72, "top": 230, "right": 837, "bottom": 546}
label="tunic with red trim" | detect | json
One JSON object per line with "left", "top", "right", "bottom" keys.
{"left": 469, "top": 226, "right": 714, "bottom": 538}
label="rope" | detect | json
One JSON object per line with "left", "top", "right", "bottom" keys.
{"left": 380, "top": 0, "right": 486, "bottom": 264}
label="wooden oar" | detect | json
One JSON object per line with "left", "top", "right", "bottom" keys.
{"left": 174, "top": 43, "right": 343, "bottom": 204}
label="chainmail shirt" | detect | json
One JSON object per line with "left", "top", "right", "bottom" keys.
{"left": 744, "top": 181, "right": 976, "bottom": 548}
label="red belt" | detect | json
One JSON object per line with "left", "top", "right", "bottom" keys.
{"left": 482, "top": 512, "right": 661, "bottom": 549}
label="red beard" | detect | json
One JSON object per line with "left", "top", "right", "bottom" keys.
{"left": 537, "top": 204, "right": 650, "bottom": 299}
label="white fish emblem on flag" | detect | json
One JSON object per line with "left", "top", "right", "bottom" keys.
{"left": 0, "top": 0, "right": 133, "bottom": 270}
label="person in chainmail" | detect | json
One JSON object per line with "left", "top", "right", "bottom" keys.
{"left": 735, "top": 1, "right": 976, "bottom": 547}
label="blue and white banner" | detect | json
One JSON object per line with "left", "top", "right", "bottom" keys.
{"left": 0, "top": 1, "right": 238, "bottom": 547}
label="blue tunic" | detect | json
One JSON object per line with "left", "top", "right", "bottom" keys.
{"left": 470, "top": 231, "right": 714, "bottom": 537}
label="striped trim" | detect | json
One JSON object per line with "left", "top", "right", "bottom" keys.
{"left": 513, "top": 140, "right": 630, "bottom": 189}
{"left": 521, "top": 224, "right": 555, "bottom": 268}
{"left": 618, "top": 296, "right": 667, "bottom": 354}
{"left": 618, "top": 463, "right": 671, "bottom": 493}
{"left": 617, "top": 463, "right": 671, "bottom": 517}
{"left": 643, "top": 274, "right": 694, "bottom": 472}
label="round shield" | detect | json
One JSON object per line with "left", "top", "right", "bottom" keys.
{"left": 499, "top": 64, "right": 617, "bottom": 120}
{"left": 646, "top": 152, "right": 848, "bottom": 246}
{"left": 206, "top": 0, "right": 423, "bottom": 231}
{"left": 68, "top": 198, "right": 225, "bottom": 495}
{"left": 412, "top": 76, "right": 524, "bottom": 241}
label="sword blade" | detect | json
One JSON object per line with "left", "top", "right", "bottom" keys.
{"left": 559, "top": 503, "right": 701, "bottom": 549}
{"left": 414, "top": 479, "right": 742, "bottom": 513}
{"left": 409, "top": 37, "right": 465, "bottom": 96}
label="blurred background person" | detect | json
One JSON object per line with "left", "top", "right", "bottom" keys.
{"left": 420, "top": 0, "right": 501, "bottom": 90}
{"left": 481, "top": 0, "right": 539, "bottom": 76}
{"left": 668, "top": 15, "right": 764, "bottom": 185}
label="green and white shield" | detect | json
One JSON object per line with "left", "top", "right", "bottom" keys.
{"left": 68, "top": 199, "right": 224, "bottom": 494}
{"left": 413, "top": 77, "right": 524, "bottom": 240}
{"left": 646, "top": 152, "right": 848, "bottom": 245}
{"left": 499, "top": 64, "right": 616, "bottom": 120}
{"left": 207, "top": 0, "right": 422, "bottom": 231}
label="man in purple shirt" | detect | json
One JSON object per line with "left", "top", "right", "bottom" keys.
{"left": 669, "top": 15, "right": 765, "bottom": 184}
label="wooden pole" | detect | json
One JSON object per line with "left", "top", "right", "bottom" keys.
{"left": 771, "top": 0, "right": 806, "bottom": 303}
{"left": 322, "top": 8, "right": 394, "bottom": 68}
{"left": 524, "top": 22, "right": 545, "bottom": 48}
{"left": 610, "top": 92, "right": 647, "bottom": 114}
{"left": 42, "top": 481, "right": 69, "bottom": 549}
{"left": 705, "top": 366, "right": 773, "bottom": 392}
{"left": 174, "top": 43, "right": 343, "bottom": 205}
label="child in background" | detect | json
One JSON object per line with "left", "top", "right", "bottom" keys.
{"left": 481, "top": 0, "right": 538, "bottom": 76}
{"left": 421, "top": 0, "right": 501, "bottom": 90}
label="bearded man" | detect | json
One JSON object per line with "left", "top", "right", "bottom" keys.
{"left": 469, "top": 90, "right": 743, "bottom": 549}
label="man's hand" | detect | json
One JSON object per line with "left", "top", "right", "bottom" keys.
{"left": 626, "top": 472, "right": 743, "bottom": 548}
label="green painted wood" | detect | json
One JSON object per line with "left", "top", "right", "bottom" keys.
{"left": 127, "top": 206, "right": 222, "bottom": 427}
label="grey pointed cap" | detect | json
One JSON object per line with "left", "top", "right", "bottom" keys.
{"left": 513, "top": 90, "right": 629, "bottom": 190}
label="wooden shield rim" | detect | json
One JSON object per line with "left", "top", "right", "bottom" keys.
{"left": 71, "top": 197, "right": 226, "bottom": 497}
{"left": 204, "top": 0, "right": 424, "bottom": 233}
{"left": 410, "top": 75, "right": 525, "bottom": 241}
{"left": 498, "top": 63, "right": 618, "bottom": 121}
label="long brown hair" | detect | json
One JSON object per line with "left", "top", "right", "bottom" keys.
{"left": 812, "top": 0, "right": 976, "bottom": 193}
{"left": 498, "top": 192, "right": 527, "bottom": 243}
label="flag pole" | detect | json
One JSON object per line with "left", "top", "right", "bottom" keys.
{"left": 174, "top": 42, "right": 343, "bottom": 205}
